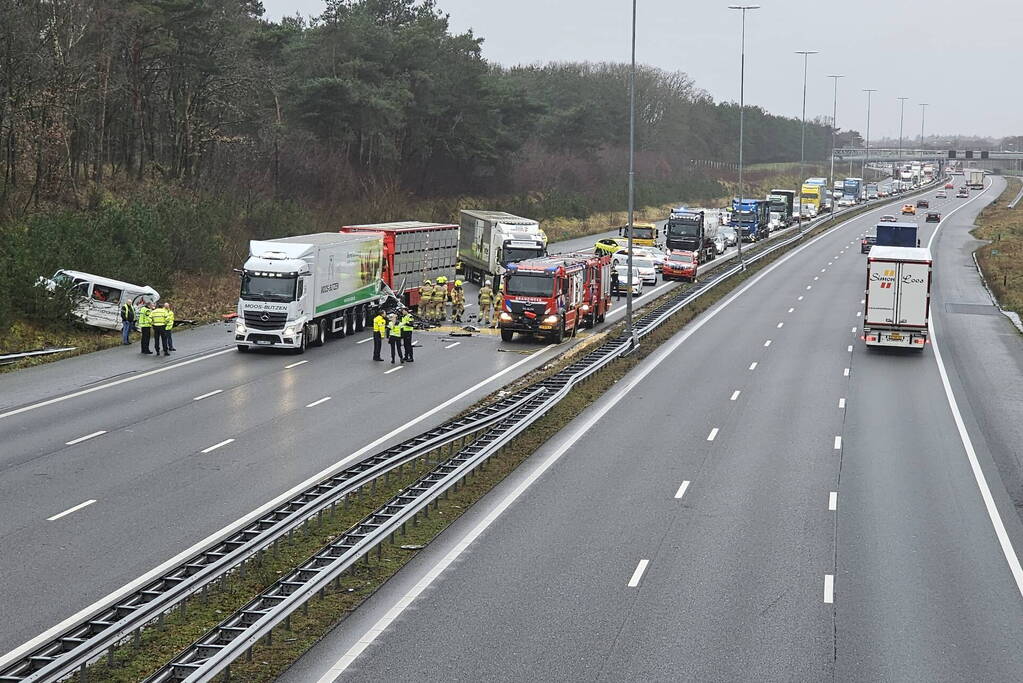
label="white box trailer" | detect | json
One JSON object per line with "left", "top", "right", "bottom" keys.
{"left": 966, "top": 168, "right": 985, "bottom": 189}
{"left": 863, "top": 246, "right": 932, "bottom": 350}
{"left": 235, "top": 232, "right": 386, "bottom": 353}
{"left": 458, "top": 210, "right": 546, "bottom": 285}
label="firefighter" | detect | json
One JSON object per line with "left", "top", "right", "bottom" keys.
{"left": 478, "top": 282, "right": 494, "bottom": 326}
{"left": 400, "top": 308, "right": 415, "bottom": 362}
{"left": 372, "top": 308, "right": 387, "bottom": 361}
{"left": 434, "top": 276, "right": 448, "bottom": 322}
{"left": 450, "top": 280, "right": 466, "bottom": 322}
{"left": 419, "top": 279, "right": 434, "bottom": 322}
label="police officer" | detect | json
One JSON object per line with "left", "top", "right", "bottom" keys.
{"left": 149, "top": 300, "right": 169, "bottom": 355}
{"left": 400, "top": 308, "right": 415, "bottom": 362}
{"left": 162, "top": 302, "right": 176, "bottom": 351}
{"left": 138, "top": 300, "right": 153, "bottom": 354}
{"left": 611, "top": 268, "right": 621, "bottom": 301}
{"left": 372, "top": 308, "right": 387, "bottom": 361}
{"left": 387, "top": 312, "right": 404, "bottom": 363}
{"left": 450, "top": 280, "right": 466, "bottom": 322}
{"left": 420, "top": 279, "right": 434, "bottom": 322}
{"left": 120, "top": 298, "right": 135, "bottom": 345}
{"left": 435, "top": 276, "right": 448, "bottom": 322}
{"left": 478, "top": 282, "right": 494, "bottom": 326}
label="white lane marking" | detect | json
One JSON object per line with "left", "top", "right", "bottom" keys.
{"left": 838, "top": 398, "right": 846, "bottom": 409}
{"left": 847, "top": 345, "right": 853, "bottom": 353}
{"left": 384, "top": 366, "right": 403, "bottom": 375}
{"left": 356, "top": 338, "right": 372, "bottom": 345}
{"left": 0, "top": 348, "right": 237, "bottom": 421}
{"left": 798, "top": 295, "right": 804, "bottom": 301}
{"left": 821, "top": 268, "right": 827, "bottom": 273}
{"left": 65, "top": 430, "right": 106, "bottom": 446}
{"left": 749, "top": 362, "right": 758, "bottom": 370}
{"left": 3, "top": 344, "right": 561, "bottom": 672}
{"left": 851, "top": 326, "right": 857, "bottom": 333}
{"left": 814, "top": 276, "right": 819, "bottom": 281}
{"left": 829, "top": 492, "right": 838, "bottom": 511}
{"left": 930, "top": 314, "right": 1023, "bottom": 599}
{"left": 856, "top": 311, "right": 862, "bottom": 317}
{"left": 834, "top": 436, "right": 842, "bottom": 450}
{"left": 824, "top": 574, "right": 835, "bottom": 603}
{"left": 788, "top": 307, "right": 795, "bottom": 313}
{"left": 806, "top": 285, "right": 812, "bottom": 290}
{"left": 444, "top": 342, "right": 461, "bottom": 349}
{"left": 860, "top": 299, "right": 865, "bottom": 304}
{"left": 707, "top": 427, "right": 719, "bottom": 441}
{"left": 306, "top": 396, "right": 332, "bottom": 408}
{"left": 193, "top": 389, "right": 223, "bottom": 401}
{"left": 764, "top": 340, "right": 772, "bottom": 347}
{"left": 777, "top": 322, "right": 784, "bottom": 329}
{"left": 675, "top": 481, "right": 691, "bottom": 499}
{"left": 285, "top": 360, "right": 308, "bottom": 369}
{"left": 47, "top": 499, "right": 97, "bottom": 521}
{"left": 201, "top": 438, "right": 234, "bottom": 454}
{"left": 730, "top": 390, "right": 740, "bottom": 401}
{"left": 843, "top": 368, "right": 850, "bottom": 377}
{"left": 628, "top": 559, "right": 650, "bottom": 587}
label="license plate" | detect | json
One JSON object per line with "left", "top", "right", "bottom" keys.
{"left": 888, "top": 333, "right": 902, "bottom": 341}
{"left": 255, "top": 340, "right": 272, "bottom": 345}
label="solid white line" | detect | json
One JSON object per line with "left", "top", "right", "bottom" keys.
{"left": 834, "top": 436, "right": 842, "bottom": 450}
{"left": 201, "top": 438, "right": 234, "bottom": 454}
{"left": 0, "top": 348, "right": 236, "bottom": 421}
{"left": 749, "top": 362, "right": 758, "bottom": 370}
{"left": 829, "top": 491, "right": 838, "bottom": 511}
{"left": 707, "top": 427, "right": 719, "bottom": 441}
{"left": 764, "top": 340, "right": 772, "bottom": 347}
{"left": 730, "top": 390, "right": 740, "bottom": 401}
{"left": 47, "top": 499, "right": 96, "bottom": 521}
{"left": 824, "top": 574, "right": 835, "bottom": 603}
{"left": 444, "top": 342, "right": 461, "bottom": 349}
{"left": 788, "top": 307, "right": 795, "bottom": 313}
{"left": 2, "top": 343, "right": 562, "bottom": 672}
{"left": 306, "top": 396, "right": 332, "bottom": 408}
{"left": 675, "top": 481, "right": 691, "bottom": 499}
{"left": 356, "top": 338, "right": 372, "bottom": 345}
{"left": 193, "top": 389, "right": 223, "bottom": 401}
{"left": 65, "top": 430, "right": 106, "bottom": 446}
{"left": 628, "top": 559, "right": 650, "bottom": 587}
{"left": 384, "top": 366, "right": 403, "bottom": 375}
{"left": 930, "top": 314, "right": 1023, "bottom": 598}
{"left": 838, "top": 398, "right": 846, "bottom": 409}
{"left": 284, "top": 360, "right": 308, "bottom": 369}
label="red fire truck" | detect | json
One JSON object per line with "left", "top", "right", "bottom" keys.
{"left": 340, "top": 221, "right": 458, "bottom": 309}
{"left": 498, "top": 253, "right": 610, "bottom": 343}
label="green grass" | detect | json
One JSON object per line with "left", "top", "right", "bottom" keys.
{"left": 972, "top": 177, "right": 1023, "bottom": 316}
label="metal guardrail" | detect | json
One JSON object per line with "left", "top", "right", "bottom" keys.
{"left": 1008, "top": 177, "right": 1023, "bottom": 209}
{"left": 3, "top": 179, "right": 939, "bottom": 683}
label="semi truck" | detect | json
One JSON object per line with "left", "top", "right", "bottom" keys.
{"left": 865, "top": 182, "right": 879, "bottom": 200}
{"left": 806, "top": 177, "right": 832, "bottom": 210}
{"left": 863, "top": 246, "right": 932, "bottom": 350}
{"left": 800, "top": 183, "right": 825, "bottom": 217}
{"left": 843, "top": 177, "right": 863, "bottom": 202}
{"left": 619, "top": 222, "right": 658, "bottom": 247}
{"left": 967, "top": 168, "right": 985, "bottom": 189}
{"left": 665, "top": 208, "right": 718, "bottom": 261}
{"left": 458, "top": 210, "right": 546, "bottom": 285}
{"left": 767, "top": 190, "right": 796, "bottom": 226}
{"left": 341, "top": 221, "right": 458, "bottom": 310}
{"left": 235, "top": 232, "right": 386, "bottom": 353}
{"left": 731, "top": 198, "right": 771, "bottom": 242}
{"left": 875, "top": 221, "right": 919, "bottom": 248}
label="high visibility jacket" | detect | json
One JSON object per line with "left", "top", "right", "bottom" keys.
{"left": 138, "top": 306, "right": 152, "bottom": 328}
{"left": 150, "top": 307, "right": 168, "bottom": 326}
{"left": 121, "top": 301, "right": 135, "bottom": 322}
{"left": 373, "top": 314, "right": 387, "bottom": 334}
{"left": 401, "top": 314, "right": 414, "bottom": 332}
{"left": 164, "top": 309, "right": 175, "bottom": 330}
{"left": 451, "top": 288, "right": 465, "bottom": 304}
{"left": 478, "top": 286, "right": 493, "bottom": 305}
{"left": 420, "top": 284, "right": 434, "bottom": 303}
{"left": 388, "top": 321, "right": 403, "bottom": 338}
{"left": 436, "top": 285, "right": 449, "bottom": 302}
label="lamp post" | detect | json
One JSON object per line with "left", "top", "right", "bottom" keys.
{"left": 729, "top": 4, "right": 759, "bottom": 269}
{"left": 826, "top": 74, "right": 844, "bottom": 217}
{"left": 896, "top": 96, "right": 908, "bottom": 162}
{"left": 919, "top": 102, "right": 929, "bottom": 149}
{"left": 862, "top": 88, "right": 877, "bottom": 179}
{"left": 795, "top": 50, "right": 818, "bottom": 229}
{"left": 625, "top": 0, "right": 637, "bottom": 349}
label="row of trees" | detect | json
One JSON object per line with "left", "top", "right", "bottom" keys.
{"left": 0, "top": 0, "right": 841, "bottom": 218}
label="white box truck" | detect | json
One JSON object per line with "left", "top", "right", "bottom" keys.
{"left": 863, "top": 246, "right": 932, "bottom": 350}
{"left": 967, "top": 168, "right": 985, "bottom": 189}
{"left": 458, "top": 210, "right": 546, "bottom": 285}
{"left": 235, "top": 232, "right": 386, "bottom": 353}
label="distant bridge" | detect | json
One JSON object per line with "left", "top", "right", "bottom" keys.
{"left": 832, "top": 148, "right": 1023, "bottom": 164}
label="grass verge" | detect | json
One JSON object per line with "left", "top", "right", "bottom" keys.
{"left": 972, "top": 176, "right": 1023, "bottom": 315}
{"left": 76, "top": 190, "right": 879, "bottom": 682}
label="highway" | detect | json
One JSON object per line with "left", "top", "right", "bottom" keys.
{"left": 283, "top": 178, "right": 1023, "bottom": 682}
{"left": 0, "top": 211, "right": 741, "bottom": 656}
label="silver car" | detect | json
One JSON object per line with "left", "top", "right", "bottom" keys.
{"left": 718, "top": 226, "right": 738, "bottom": 247}
{"left": 712, "top": 232, "right": 727, "bottom": 254}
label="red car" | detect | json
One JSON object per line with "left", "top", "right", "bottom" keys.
{"left": 663, "top": 250, "right": 699, "bottom": 282}
{"left": 944, "top": 182, "right": 954, "bottom": 189}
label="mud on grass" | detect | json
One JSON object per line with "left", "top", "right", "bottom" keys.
{"left": 972, "top": 177, "right": 1023, "bottom": 316}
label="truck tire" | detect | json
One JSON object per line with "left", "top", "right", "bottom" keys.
{"left": 295, "top": 329, "right": 307, "bottom": 354}
{"left": 550, "top": 323, "right": 565, "bottom": 344}
{"left": 312, "top": 321, "right": 326, "bottom": 347}
{"left": 355, "top": 305, "right": 366, "bottom": 331}
{"left": 500, "top": 328, "right": 514, "bottom": 342}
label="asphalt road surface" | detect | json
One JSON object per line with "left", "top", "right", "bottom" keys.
{"left": 284, "top": 178, "right": 1023, "bottom": 682}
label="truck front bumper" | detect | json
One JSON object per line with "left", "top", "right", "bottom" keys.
{"left": 236, "top": 330, "right": 299, "bottom": 348}
{"left": 498, "top": 314, "right": 559, "bottom": 334}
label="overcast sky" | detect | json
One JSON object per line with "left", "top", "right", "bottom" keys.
{"left": 262, "top": 0, "right": 1020, "bottom": 141}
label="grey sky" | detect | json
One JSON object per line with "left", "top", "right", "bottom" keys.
{"left": 261, "top": 0, "right": 1020, "bottom": 140}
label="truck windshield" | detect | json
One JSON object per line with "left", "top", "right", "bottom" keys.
{"left": 737, "top": 211, "right": 757, "bottom": 222}
{"left": 502, "top": 246, "right": 543, "bottom": 264}
{"left": 667, "top": 221, "right": 699, "bottom": 237}
{"left": 241, "top": 273, "right": 297, "bottom": 301}
{"left": 505, "top": 273, "right": 554, "bottom": 297}
{"left": 801, "top": 192, "right": 818, "bottom": 200}
{"left": 627, "top": 226, "right": 655, "bottom": 240}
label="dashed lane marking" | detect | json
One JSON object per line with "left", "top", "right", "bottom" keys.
{"left": 65, "top": 430, "right": 106, "bottom": 446}
{"left": 193, "top": 390, "right": 223, "bottom": 401}
{"left": 829, "top": 492, "right": 838, "bottom": 511}
{"left": 47, "top": 499, "right": 97, "bottom": 521}
{"left": 674, "top": 481, "right": 691, "bottom": 499}
{"left": 201, "top": 438, "right": 234, "bottom": 454}
{"left": 628, "top": 560, "right": 650, "bottom": 587}
{"left": 707, "top": 428, "right": 719, "bottom": 441}
{"left": 306, "top": 396, "right": 332, "bottom": 408}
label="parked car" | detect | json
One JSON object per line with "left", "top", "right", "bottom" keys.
{"left": 860, "top": 235, "right": 876, "bottom": 254}
{"left": 614, "top": 265, "right": 643, "bottom": 295}
{"left": 925, "top": 212, "right": 941, "bottom": 223}
{"left": 901, "top": 204, "right": 917, "bottom": 215}
{"left": 662, "top": 250, "right": 699, "bottom": 282}
{"left": 936, "top": 191, "right": 947, "bottom": 199}
{"left": 880, "top": 214, "right": 898, "bottom": 223}
{"left": 916, "top": 199, "right": 929, "bottom": 208}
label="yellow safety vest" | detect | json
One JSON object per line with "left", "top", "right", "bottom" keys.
{"left": 164, "top": 309, "right": 175, "bottom": 330}
{"left": 150, "top": 307, "right": 168, "bottom": 326}
{"left": 388, "top": 321, "right": 402, "bottom": 338}
{"left": 138, "top": 307, "right": 152, "bottom": 328}
{"left": 373, "top": 314, "right": 387, "bottom": 334}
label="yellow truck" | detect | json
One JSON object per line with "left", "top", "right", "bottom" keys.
{"left": 800, "top": 183, "right": 824, "bottom": 217}
{"left": 618, "top": 221, "right": 658, "bottom": 247}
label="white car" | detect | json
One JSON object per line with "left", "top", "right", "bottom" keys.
{"left": 712, "top": 232, "right": 727, "bottom": 254}
{"left": 614, "top": 266, "right": 643, "bottom": 295}
{"left": 936, "top": 191, "right": 947, "bottom": 199}
{"left": 631, "top": 246, "right": 667, "bottom": 272}
{"left": 612, "top": 254, "right": 657, "bottom": 285}
{"left": 718, "top": 226, "right": 738, "bottom": 247}
{"left": 837, "top": 197, "right": 855, "bottom": 207}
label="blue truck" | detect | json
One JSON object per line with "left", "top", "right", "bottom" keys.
{"left": 875, "top": 222, "right": 919, "bottom": 248}
{"left": 731, "top": 198, "right": 771, "bottom": 242}
{"left": 843, "top": 177, "right": 863, "bottom": 202}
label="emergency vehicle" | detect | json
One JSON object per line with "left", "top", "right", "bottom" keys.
{"left": 568, "top": 251, "right": 613, "bottom": 329}
{"left": 498, "top": 254, "right": 598, "bottom": 343}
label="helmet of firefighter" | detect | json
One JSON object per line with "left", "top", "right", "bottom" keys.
{"left": 423, "top": 279, "right": 432, "bottom": 285}
{"left": 455, "top": 280, "right": 463, "bottom": 287}
{"left": 437, "top": 276, "right": 447, "bottom": 284}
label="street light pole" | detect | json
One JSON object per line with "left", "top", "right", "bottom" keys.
{"left": 729, "top": 5, "right": 759, "bottom": 270}
{"left": 626, "top": 0, "right": 637, "bottom": 348}
{"left": 795, "top": 50, "right": 818, "bottom": 229}
{"left": 826, "top": 74, "right": 844, "bottom": 217}
{"left": 862, "top": 88, "right": 877, "bottom": 180}
{"left": 896, "top": 96, "right": 908, "bottom": 163}
{"left": 919, "top": 103, "right": 929, "bottom": 149}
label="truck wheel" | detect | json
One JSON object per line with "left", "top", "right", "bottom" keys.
{"left": 295, "top": 329, "right": 307, "bottom": 354}
{"left": 550, "top": 323, "right": 565, "bottom": 344}
{"left": 312, "top": 321, "right": 326, "bottom": 347}
{"left": 236, "top": 345, "right": 249, "bottom": 353}
{"left": 500, "top": 328, "right": 514, "bottom": 342}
